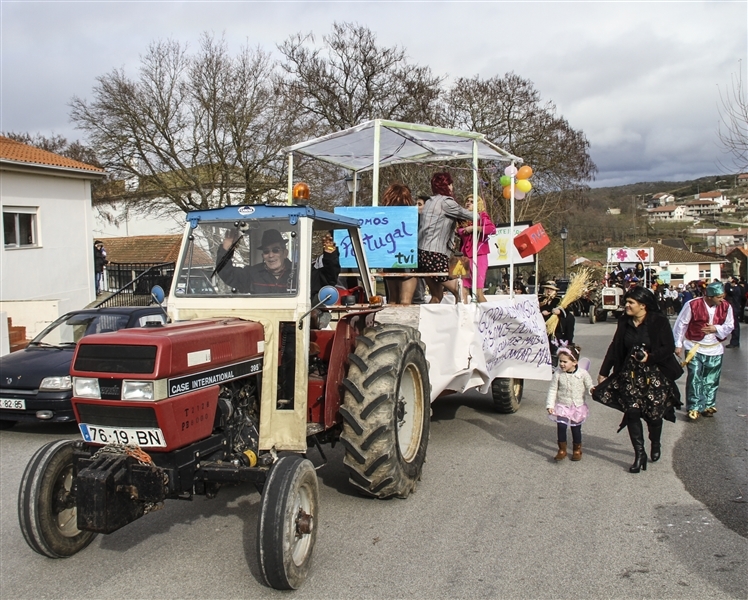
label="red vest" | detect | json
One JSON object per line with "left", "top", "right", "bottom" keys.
{"left": 685, "top": 298, "right": 730, "bottom": 342}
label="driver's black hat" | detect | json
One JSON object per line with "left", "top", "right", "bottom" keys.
{"left": 257, "top": 229, "right": 287, "bottom": 249}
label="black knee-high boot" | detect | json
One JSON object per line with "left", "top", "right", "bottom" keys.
{"left": 627, "top": 411, "right": 648, "bottom": 473}
{"left": 647, "top": 419, "right": 663, "bottom": 462}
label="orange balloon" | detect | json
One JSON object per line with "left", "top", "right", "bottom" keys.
{"left": 502, "top": 185, "right": 512, "bottom": 200}
{"left": 516, "top": 165, "right": 533, "bottom": 180}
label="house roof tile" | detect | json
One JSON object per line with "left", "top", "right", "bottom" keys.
{"left": 698, "top": 191, "right": 723, "bottom": 199}
{"left": 648, "top": 206, "right": 678, "bottom": 212}
{"left": 0, "top": 136, "right": 104, "bottom": 174}
{"left": 101, "top": 235, "right": 184, "bottom": 264}
{"left": 648, "top": 242, "right": 726, "bottom": 264}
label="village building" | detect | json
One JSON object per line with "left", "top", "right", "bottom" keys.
{"left": 0, "top": 136, "right": 105, "bottom": 353}
{"left": 647, "top": 242, "right": 726, "bottom": 285}
{"left": 646, "top": 204, "right": 690, "bottom": 222}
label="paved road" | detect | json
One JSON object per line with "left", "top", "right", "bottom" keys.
{"left": 672, "top": 326, "right": 747, "bottom": 538}
{"left": 1, "top": 320, "right": 746, "bottom": 599}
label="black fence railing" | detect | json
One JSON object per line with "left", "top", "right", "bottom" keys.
{"left": 96, "top": 262, "right": 175, "bottom": 308}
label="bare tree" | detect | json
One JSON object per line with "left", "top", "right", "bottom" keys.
{"left": 277, "top": 22, "right": 443, "bottom": 133}
{"left": 70, "top": 34, "right": 300, "bottom": 215}
{"left": 717, "top": 62, "right": 748, "bottom": 172}
{"left": 442, "top": 73, "right": 597, "bottom": 224}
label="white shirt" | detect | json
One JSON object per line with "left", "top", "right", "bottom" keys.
{"left": 672, "top": 298, "right": 735, "bottom": 357}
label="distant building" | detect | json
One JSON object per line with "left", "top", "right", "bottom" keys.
{"left": 685, "top": 199, "right": 720, "bottom": 217}
{"left": 695, "top": 190, "right": 729, "bottom": 207}
{"left": 651, "top": 192, "right": 675, "bottom": 206}
{"left": 648, "top": 243, "right": 726, "bottom": 285}
{"left": 647, "top": 205, "right": 690, "bottom": 222}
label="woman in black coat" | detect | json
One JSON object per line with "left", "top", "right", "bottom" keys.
{"left": 596, "top": 287, "right": 682, "bottom": 473}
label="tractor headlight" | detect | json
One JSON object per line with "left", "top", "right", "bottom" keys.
{"left": 39, "top": 376, "right": 72, "bottom": 391}
{"left": 122, "top": 380, "right": 155, "bottom": 401}
{"left": 73, "top": 377, "right": 101, "bottom": 399}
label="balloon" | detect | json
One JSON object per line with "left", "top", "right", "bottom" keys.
{"left": 514, "top": 190, "right": 526, "bottom": 200}
{"left": 499, "top": 175, "right": 512, "bottom": 187}
{"left": 504, "top": 165, "right": 518, "bottom": 177}
{"left": 516, "top": 179, "right": 533, "bottom": 193}
{"left": 502, "top": 185, "right": 512, "bottom": 200}
{"left": 516, "top": 165, "right": 533, "bottom": 180}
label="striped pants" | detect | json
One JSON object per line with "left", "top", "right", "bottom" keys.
{"left": 685, "top": 352, "right": 723, "bottom": 413}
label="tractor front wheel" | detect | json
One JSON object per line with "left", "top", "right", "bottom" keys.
{"left": 256, "top": 454, "right": 318, "bottom": 590}
{"left": 18, "top": 440, "right": 96, "bottom": 558}
{"left": 340, "top": 324, "right": 431, "bottom": 499}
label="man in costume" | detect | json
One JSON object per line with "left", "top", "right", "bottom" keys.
{"left": 672, "top": 281, "right": 735, "bottom": 421}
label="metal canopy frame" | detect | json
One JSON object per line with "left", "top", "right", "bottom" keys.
{"left": 283, "top": 119, "right": 525, "bottom": 299}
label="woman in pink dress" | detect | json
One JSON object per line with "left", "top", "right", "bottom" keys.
{"left": 456, "top": 195, "right": 496, "bottom": 303}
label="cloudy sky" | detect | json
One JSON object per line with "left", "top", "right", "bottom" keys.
{"left": 2, "top": 0, "right": 746, "bottom": 187}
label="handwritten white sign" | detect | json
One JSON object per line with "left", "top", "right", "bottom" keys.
{"left": 416, "top": 295, "right": 551, "bottom": 401}
{"left": 477, "top": 299, "right": 552, "bottom": 377}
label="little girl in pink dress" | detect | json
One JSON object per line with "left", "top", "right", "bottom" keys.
{"left": 456, "top": 195, "right": 496, "bottom": 303}
{"left": 546, "top": 344, "right": 593, "bottom": 461}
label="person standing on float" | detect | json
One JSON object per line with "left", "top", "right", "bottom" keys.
{"left": 673, "top": 281, "right": 735, "bottom": 421}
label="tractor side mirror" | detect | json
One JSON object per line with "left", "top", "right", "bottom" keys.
{"left": 318, "top": 285, "right": 339, "bottom": 306}
{"left": 151, "top": 285, "right": 165, "bottom": 304}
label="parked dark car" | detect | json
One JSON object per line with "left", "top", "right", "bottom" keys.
{"left": 0, "top": 306, "right": 167, "bottom": 428}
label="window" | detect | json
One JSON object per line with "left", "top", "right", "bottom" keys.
{"left": 698, "top": 264, "right": 711, "bottom": 279}
{"left": 3, "top": 206, "right": 38, "bottom": 248}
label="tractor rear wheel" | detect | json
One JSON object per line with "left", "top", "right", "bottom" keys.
{"left": 256, "top": 454, "right": 318, "bottom": 590}
{"left": 589, "top": 308, "right": 597, "bottom": 324}
{"left": 18, "top": 440, "right": 97, "bottom": 558}
{"left": 491, "top": 377, "right": 524, "bottom": 413}
{"left": 340, "top": 324, "right": 430, "bottom": 499}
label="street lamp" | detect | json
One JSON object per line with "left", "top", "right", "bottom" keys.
{"left": 559, "top": 226, "right": 568, "bottom": 280}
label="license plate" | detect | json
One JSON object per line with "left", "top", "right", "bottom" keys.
{"left": 0, "top": 398, "right": 26, "bottom": 410}
{"left": 79, "top": 423, "right": 166, "bottom": 447}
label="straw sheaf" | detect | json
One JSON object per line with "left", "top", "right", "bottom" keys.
{"left": 545, "top": 268, "right": 593, "bottom": 335}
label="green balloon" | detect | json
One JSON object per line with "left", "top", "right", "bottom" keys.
{"left": 500, "top": 175, "right": 512, "bottom": 187}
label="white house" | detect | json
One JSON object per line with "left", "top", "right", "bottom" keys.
{"left": 649, "top": 243, "right": 725, "bottom": 285}
{"left": 695, "top": 190, "right": 729, "bottom": 207}
{"left": 0, "top": 136, "right": 105, "bottom": 351}
{"left": 646, "top": 205, "right": 690, "bottom": 222}
{"left": 685, "top": 199, "right": 720, "bottom": 217}
{"left": 94, "top": 199, "right": 185, "bottom": 238}
{"left": 651, "top": 192, "right": 675, "bottom": 206}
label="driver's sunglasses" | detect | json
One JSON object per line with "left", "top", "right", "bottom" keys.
{"left": 262, "top": 246, "right": 283, "bottom": 255}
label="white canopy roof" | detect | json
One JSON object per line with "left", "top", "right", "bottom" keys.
{"left": 282, "top": 119, "right": 521, "bottom": 172}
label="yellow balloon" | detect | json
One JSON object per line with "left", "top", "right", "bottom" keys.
{"left": 516, "top": 179, "right": 532, "bottom": 193}
{"left": 516, "top": 165, "right": 533, "bottom": 180}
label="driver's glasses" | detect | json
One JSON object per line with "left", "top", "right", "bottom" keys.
{"left": 262, "top": 246, "right": 283, "bottom": 255}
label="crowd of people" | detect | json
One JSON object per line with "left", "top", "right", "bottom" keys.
{"left": 547, "top": 280, "right": 738, "bottom": 473}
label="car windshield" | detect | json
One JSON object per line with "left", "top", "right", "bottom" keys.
{"left": 31, "top": 313, "right": 131, "bottom": 346}
{"left": 175, "top": 219, "right": 300, "bottom": 297}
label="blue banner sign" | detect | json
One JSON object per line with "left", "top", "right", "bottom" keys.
{"left": 333, "top": 206, "right": 418, "bottom": 269}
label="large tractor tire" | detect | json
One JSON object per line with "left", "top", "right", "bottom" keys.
{"left": 257, "top": 454, "right": 318, "bottom": 590}
{"left": 598, "top": 310, "right": 609, "bottom": 322}
{"left": 589, "top": 308, "right": 597, "bottom": 324}
{"left": 340, "top": 323, "right": 431, "bottom": 499}
{"left": 491, "top": 377, "right": 524, "bottom": 414}
{"left": 18, "top": 440, "right": 97, "bottom": 558}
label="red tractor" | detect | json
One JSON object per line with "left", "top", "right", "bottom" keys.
{"left": 18, "top": 205, "right": 431, "bottom": 589}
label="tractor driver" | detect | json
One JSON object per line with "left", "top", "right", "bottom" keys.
{"left": 215, "top": 228, "right": 294, "bottom": 294}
